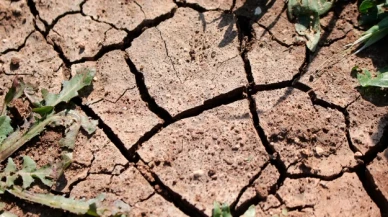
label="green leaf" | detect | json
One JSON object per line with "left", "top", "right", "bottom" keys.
{"left": 359, "top": 0, "right": 377, "bottom": 13}
{"left": 19, "top": 156, "right": 54, "bottom": 188}
{"left": 358, "top": 69, "right": 388, "bottom": 87}
{"left": 242, "top": 205, "right": 256, "bottom": 217}
{"left": 80, "top": 114, "right": 98, "bottom": 135}
{"left": 7, "top": 187, "right": 131, "bottom": 216}
{"left": 4, "top": 158, "right": 17, "bottom": 187}
{"left": 0, "top": 116, "right": 13, "bottom": 144}
{"left": 43, "top": 69, "right": 95, "bottom": 107}
{"left": 213, "top": 201, "right": 222, "bottom": 217}
{"left": 287, "top": 0, "right": 333, "bottom": 51}
{"left": 32, "top": 106, "right": 54, "bottom": 116}
{"left": 24, "top": 84, "right": 42, "bottom": 107}
{"left": 220, "top": 204, "right": 232, "bottom": 217}
{"left": 282, "top": 208, "right": 289, "bottom": 216}
{"left": 2, "top": 77, "right": 26, "bottom": 116}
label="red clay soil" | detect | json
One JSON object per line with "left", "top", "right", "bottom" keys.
{"left": 0, "top": 0, "right": 387, "bottom": 216}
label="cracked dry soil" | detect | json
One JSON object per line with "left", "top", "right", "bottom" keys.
{"left": 1, "top": 0, "right": 388, "bottom": 216}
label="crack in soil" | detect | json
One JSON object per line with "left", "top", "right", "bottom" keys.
{"left": 124, "top": 55, "right": 173, "bottom": 122}
{"left": 155, "top": 27, "right": 183, "bottom": 83}
{"left": 229, "top": 160, "right": 271, "bottom": 212}
{"left": 173, "top": 0, "right": 215, "bottom": 13}
{"left": 0, "top": 31, "right": 35, "bottom": 55}
{"left": 134, "top": 158, "right": 208, "bottom": 217}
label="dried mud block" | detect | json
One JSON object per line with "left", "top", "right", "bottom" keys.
{"left": 83, "top": 0, "right": 176, "bottom": 31}
{"left": 47, "top": 14, "right": 126, "bottom": 62}
{"left": 348, "top": 99, "right": 388, "bottom": 154}
{"left": 0, "top": 0, "right": 34, "bottom": 53}
{"left": 138, "top": 100, "right": 268, "bottom": 215}
{"left": 236, "top": 164, "right": 279, "bottom": 209}
{"left": 367, "top": 151, "right": 388, "bottom": 199}
{"left": 71, "top": 166, "right": 154, "bottom": 206}
{"left": 277, "top": 173, "right": 380, "bottom": 216}
{"left": 254, "top": 88, "right": 357, "bottom": 176}
{"left": 258, "top": 0, "right": 295, "bottom": 46}
{"left": 300, "top": 33, "right": 388, "bottom": 107}
{"left": 249, "top": 24, "right": 305, "bottom": 84}
{"left": 0, "top": 31, "right": 64, "bottom": 95}
{"left": 32, "top": 0, "right": 83, "bottom": 25}
{"left": 72, "top": 51, "right": 161, "bottom": 149}
{"left": 131, "top": 194, "right": 188, "bottom": 217}
{"left": 127, "top": 8, "right": 245, "bottom": 115}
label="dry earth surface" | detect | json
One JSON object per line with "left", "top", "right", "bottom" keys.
{"left": 0, "top": 0, "right": 388, "bottom": 216}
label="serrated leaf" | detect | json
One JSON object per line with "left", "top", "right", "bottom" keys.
{"left": 287, "top": 0, "right": 333, "bottom": 51}
{"left": 80, "top": 114, "right": 98, "bottom": 135}
{"left": 59, "top": 120, "right": 81, "bottom": 149}
{"left": 220, "top": 204, "right": 232, "bottom": 217}
{"left": 242, "top": 205, "right": 256, "bottom": 217}
{"left": 0, "top": 116, "right": 13, "bottom": 144}
{"left": 43, "top": 69, "right": 95, "bottom": 107}
{"left": 358, "top": 69, "right": 388, "bottom": 87}
{"left": 4, "top": 158, "right": 17, "bottom": 187}
{"left": 7, "top": 187, "right": 130, "bottom": 216}
{"left": 19, "top": 156, "right": 55, "bottom": 188}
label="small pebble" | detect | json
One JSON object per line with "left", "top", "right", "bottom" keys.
{"left": 354, "top": 152, "right": 363, "bottom": 158}
{"left": 315, "top": 146, "right": 324, "bottom": 156}
{"left": 193, "top": 170, "right": 204, "bottom": 179}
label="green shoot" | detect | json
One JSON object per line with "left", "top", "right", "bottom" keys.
{"left": 347, "top": 16, "right": 388, "bottom": 54}
{"left": 357, "top": 68, "right": 388, "bottom": 88}
{"left": 287, "top": 0, "right": 334, "bottom": 51}
{"left": 212, "top": 202, "right": 256, "bottom": 217}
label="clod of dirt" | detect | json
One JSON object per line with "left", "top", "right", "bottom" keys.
{"left": 138, "top": 100, "right": 268, "bottom": 215}
{"left": 127, "top": 7, "right": 246, "bottom": 115}
{"left": 47, "top": 14, "right": 126, "bottom": 62}
{"left": 0, "top": 0, "right": 34, "bottom": 53}
{"left": 83, "top": 0, "right": 176, "bottom": 30}
{"left": 32, "top": 0, "right": 83, "bottom": 25}
{"left": 72, "top": 50, "right": 162, "bottom": 148}
{"left": 10, "top": 56, "right": 21, "bottom": 69}
{"left": 249, "top": 24, "right": 305, "bottom": 84}
{"left": 254, "top": 88, "right": 357, "bottom": 176}
{"left": 348, "top": 99, "right": 388, "bottom": 154}
{"left": 0, "top": 32, "right": 64, "bottom": 93}
{"left": 367, "top": 151, "right": 388, "bottom": 199}
{"left": 277, "top": 173, "right": 380, "bottom": 216}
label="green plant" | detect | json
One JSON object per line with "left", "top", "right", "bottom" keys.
{"left": 212, "top": 202, "right": 256, "bottom": 217}
{"left": 287, "top": 0, "right": 334, "bottom": 51}
{"left": 355, "top": 67, "right": 388, "bottom": 87}
{"left": 346, "top": 0, "right": 388, "bottom": 88}
{"left": 0, "top": 69, "right": 130, "bottom": 216}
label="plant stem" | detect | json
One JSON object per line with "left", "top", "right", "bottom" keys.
{"left": 0, "top": 115, "right": 62, "bottom": 162}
